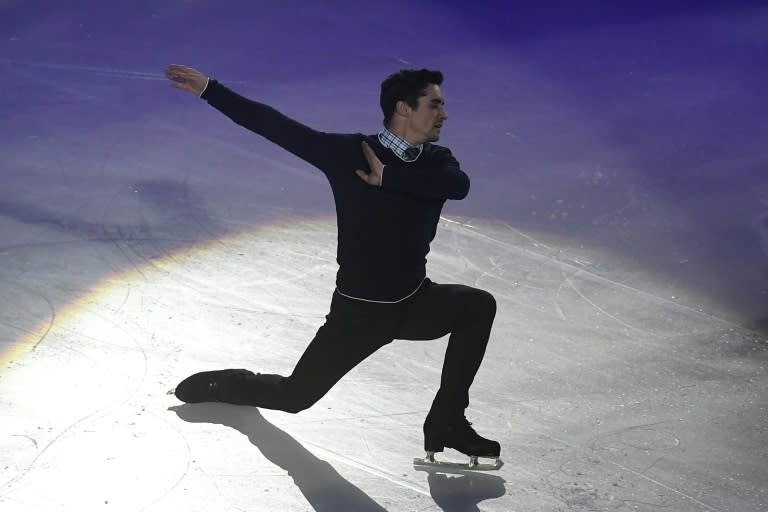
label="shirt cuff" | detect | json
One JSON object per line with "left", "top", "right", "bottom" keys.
{"left": 379, "top": 165, "right": 385, "bottom": 187}
{"left": 198, "top": 77, "right": 210, "bottom": 98}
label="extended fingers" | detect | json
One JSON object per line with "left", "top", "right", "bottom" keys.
{"left": 164, "top": 67, "right": 188, "bottom": 83}
{"left": 166, "top": 64, "right": 192, "bottom": 74}
{"left": 362, "top": 142, "right": 382, "bottom": 172}
{"left": 361, "top": 141, "right": 374, "bottom": 161}
{"left": 164, "top": 64, "right": 199, "bottom": 83}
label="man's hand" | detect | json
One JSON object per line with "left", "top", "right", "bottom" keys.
{"left": 164, "top": 64, "right": 208, "bottom": 96}
{"left": 355, "top": 141, "right": 384, "bottom": 186}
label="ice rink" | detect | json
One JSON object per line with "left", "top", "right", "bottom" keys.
{"left": 1, "top": 2, "right": 766, "bottom": 511}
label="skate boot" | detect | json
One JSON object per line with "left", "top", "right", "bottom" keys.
{"left": 414, "top": 416, "right": 503, "bottom": 471}
{"left": 172, "top": 369, "right": 256, "bottom": 405}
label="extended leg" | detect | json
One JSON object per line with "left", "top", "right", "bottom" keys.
{"left": 174, "top": 292, "right": 396, "bottom": 412}
{"left": 235, "top": 315, "right": 392, "bottom": 413}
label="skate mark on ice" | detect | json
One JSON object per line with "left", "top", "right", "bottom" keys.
{"left": 540, "top": 431, "right": 722, "bottom": 512}
{"left": 472, "top": 254, "right": 516, "bottom": 289}
{"left": 361, "top": 430, "right": 375, "bottom": 460}
{"left": 112, "top": 283, "right": 131, "bottom": 316}
{"left": 284, "top": 410, "right": 423, "bottom": 427}
{"left": 617, "top": 426, "right": 680, "bottom": 453}
{"left": 86, "top": 306, "right": 150, "bottom": 386}
{"left": 443, "top": 220, "right": 522, "bottom": 290}
{"left": 466, "top": 222, "right": 740, "bottom": 328}
{"left": 112, "top": 239, "right": 151, "bottom": 282}
{"left": 137, "top": 410, "right": 194, "bottom": 512}
{"left": 171, "top": 405, "right": 391, "bottom": 510}
{"left": 9, "top": 434, "right": 38, "bottom": 450}
{"left": 301, "top": 439, "right": 431, "bottom": 497}
{"left": 0, "top": 303, "right": 154, "bottom": 497}
{"left": 32, "top": 294, "right": 57, "bottom": 352}
{"left": 608, "top": 460, "right": 723, "bottom": 512}
{"left": 553, "top": 271, "right": 570, "bottom": 321}
{"left": 386, "top": 359, "right": 437, "bottom": 395}
{"left": 565, "top": 273, "right": 643, "bottom": 333}
{"left": 439, "top": 215, "right": 474, "bottom": 230}
{"left": 0, "top": 281, "right": 59, "bottom": 352}
{"left": 0, "top": 407, "right": 109, "bottom": 494}
{"left": 5, "top": 59, "right": 168, "bottom": 80}
{"left": 587, "top": 421, "right": 681, "bottom": 463}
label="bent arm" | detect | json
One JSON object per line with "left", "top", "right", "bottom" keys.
{"left": 380, "top": 149, "right": 469, "bottom": 200}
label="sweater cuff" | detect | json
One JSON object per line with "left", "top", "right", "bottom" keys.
{"left": 198, "top": 77, "right": 210, "bottom": 98}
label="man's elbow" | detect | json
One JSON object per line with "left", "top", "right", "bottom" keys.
{"left": 449, "top": 174, "right": 470, "bottom": 200}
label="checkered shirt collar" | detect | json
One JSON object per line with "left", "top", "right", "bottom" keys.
{"left": 378, "top": 128, "right": 423, "bottom": 162}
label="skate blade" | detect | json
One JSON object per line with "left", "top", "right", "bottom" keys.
{"left": 413, "top": 454, "right": 503, "bottom": 472}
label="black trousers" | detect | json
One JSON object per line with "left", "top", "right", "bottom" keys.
{"left": 238, "top": 278, "right": 496, "bottom": 421}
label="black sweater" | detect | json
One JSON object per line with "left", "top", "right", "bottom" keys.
{"left": 201, "top": 80, "right": 470, "bottom": 302}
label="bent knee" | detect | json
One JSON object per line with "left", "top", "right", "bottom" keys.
{"left": 281, "top": 390, "right": 323, "bottom": 414}
{"left": 467, "top": 288, "right": 496, "bottom": 316}
{"left": 282, "top": 402, "right": 310, "bottom": 414}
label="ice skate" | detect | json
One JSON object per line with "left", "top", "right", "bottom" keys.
{"left": 172, "top": 368, "right": 256, "bottom": 405}
{"left": 414, "top": 416, "right": 503, "bottom": 471}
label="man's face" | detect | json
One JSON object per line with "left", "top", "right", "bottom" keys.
{"left": 407, "top": 84, "right": 448, "bottom": 144}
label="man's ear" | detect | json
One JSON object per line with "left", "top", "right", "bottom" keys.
{"left": 395, "top": 100, "right": 411, "bottom": 118}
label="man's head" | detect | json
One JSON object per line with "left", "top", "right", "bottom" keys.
{"left": 380, "top": 68, "right": 447, "bottom": 145}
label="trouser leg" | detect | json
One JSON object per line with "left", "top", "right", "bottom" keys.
{"left": 396, "top": 279, "right": 497, "bottom": 421}
{"left": 240, "top": 292, "right": 396, "bottom": 413}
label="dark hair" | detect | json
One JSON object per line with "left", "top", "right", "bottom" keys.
{"left": 380, "top": 68, "right": 444, "bottom": 128}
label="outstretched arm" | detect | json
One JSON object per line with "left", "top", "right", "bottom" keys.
{"left": 163, "top": 64, "right": 336, "bottom": 172}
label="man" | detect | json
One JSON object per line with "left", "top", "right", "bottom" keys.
{"left": 166, "top": 64, "right": 501, "bottom": 467}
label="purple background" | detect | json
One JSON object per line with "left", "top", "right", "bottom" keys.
{"left": 2, "top": 1, "right": 765, "bottom": 333}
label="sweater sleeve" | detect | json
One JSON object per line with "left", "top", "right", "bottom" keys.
{"left": 380, "top": 147, "right": 469, "bottom": 200}
{"left": 201, "top": 79, "right": 336, "bottom": 171}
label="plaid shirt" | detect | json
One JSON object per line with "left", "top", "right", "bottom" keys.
{"left": 377, "top": 128, "right": 423, "bottom": 162}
